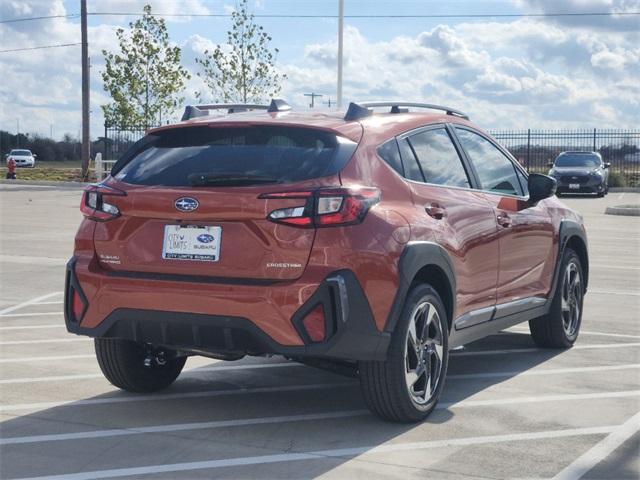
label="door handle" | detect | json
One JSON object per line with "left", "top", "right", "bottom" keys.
{"left": 497, "top": 213, "right": 512, "bottom": 228}
{"left": 425, "top": 204, "right": 445, "bottom": 220}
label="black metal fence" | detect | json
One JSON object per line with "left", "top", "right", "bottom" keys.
{"left": 489, "top": 129, "right": 640, "bottom": 186}
{"left": 103, "top": 125, "right": 640, "bottom": 187}
{"left": 103, "top": 124, "right": 151, "bottom": 162}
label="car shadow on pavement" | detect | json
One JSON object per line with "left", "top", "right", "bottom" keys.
{"left": 0, "top": 331, "right": 565, "bottom": 479}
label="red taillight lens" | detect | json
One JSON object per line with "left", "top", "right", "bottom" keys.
{"left": 302, "top": 304, "right": 326, "bottom": 342}
{"left": 80, "top": 184, "right": 125, "bottom": 221}
{"left": 72, "top": 290, "right": 85, "bottom": 321}
{"left": 260, "top": 187, "right": 380, "bottom": 228}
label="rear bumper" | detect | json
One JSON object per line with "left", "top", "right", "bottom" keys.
{"left": 64, "top": 257, "right": 390, "bottom": 361}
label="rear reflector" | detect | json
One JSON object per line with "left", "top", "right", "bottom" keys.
{"left": 302, "top": 304, "right": 326, "bottom": 342}
{"left": 71, "top": 289, "right": 85, "bottom": 322}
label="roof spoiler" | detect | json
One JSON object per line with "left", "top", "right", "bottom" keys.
{"left": 344, "top": 101, "right": 469, "bottom": 121}
{"left": 181, "top": 98, "right": 292, "bottom": 121}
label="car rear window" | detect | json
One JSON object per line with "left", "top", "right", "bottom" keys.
{"left": 112, "top": 126, "right": 357, "bottom": 186}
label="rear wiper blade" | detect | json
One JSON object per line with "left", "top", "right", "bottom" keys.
{"left": 188, "top": 173, "right": 280, "bottom": 186}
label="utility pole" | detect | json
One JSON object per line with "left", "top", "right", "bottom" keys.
{"left": 323, "top": 98, "right": 334, "bottom": 108}
{"left": 16, "top": 119, "right": 19, "bottom": 148}
{"left": 337, "top": 0, "right": 344, "bottom": 109}
{"left": 81, "top": 0, "right": 90, "bottom": 178}
{"left": 304, "top": 93, "right": 323, "bottom": 108}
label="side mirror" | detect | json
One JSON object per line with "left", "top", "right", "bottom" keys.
{"left": 547, "top": 161, "right": 554, "bottom": 168}
{"left": 528, "top": 173, "right": 557, "bottom": 205}
{"left": 604, "top": 162, "right": 610, "bottom": 169}
{"left": 32, "top": 153, "right": 37, "bottom": 158}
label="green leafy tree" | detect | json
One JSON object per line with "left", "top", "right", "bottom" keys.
{"left": 101, "top": 5, "right": 190, "bottom": 127}
{"left": 195, "top": 0, "right": 285, "bottom": 103}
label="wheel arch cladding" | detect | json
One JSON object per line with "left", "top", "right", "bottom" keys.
{"left": 560, "top": 220, "right": 589, "bottom": 292}
{"left": 385, "top": 242, "right": 456, "bottom": 333}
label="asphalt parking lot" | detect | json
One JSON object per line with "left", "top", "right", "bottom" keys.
{"left": 0, "top": 184, "right": 638, "bottom": 480}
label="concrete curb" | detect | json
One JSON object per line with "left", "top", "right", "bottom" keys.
{"left": 605, "top": 205, "right": 640, "bottom": 216}
{"left": 0, "top": 179, "right": 88, "bottom": 188}
{"left": 609, "top": 187, "right": 640, "bottom": 193}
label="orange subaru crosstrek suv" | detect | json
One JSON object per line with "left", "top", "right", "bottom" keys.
{"left": 65, "top": 100, "right": 588, "bottom": 422}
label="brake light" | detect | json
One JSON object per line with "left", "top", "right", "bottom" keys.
{"left": 80, "top": 184, "right": 125, "bottom": 221}
{"left": 260, "top": 187, "right": 380, "bottom": 228}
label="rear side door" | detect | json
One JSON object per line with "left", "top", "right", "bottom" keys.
{"left": 397, "top": 125, "right": 499, "bottom": 324}
{"left": 452, "top": 126, "right": 555, "bottom": 307}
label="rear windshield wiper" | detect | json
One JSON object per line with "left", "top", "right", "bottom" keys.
{"left": 188, "top": 173, "right": 281, "bottom": 186}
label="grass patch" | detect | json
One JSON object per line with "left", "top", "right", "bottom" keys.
{"left": 1, "top": 165, "right": 97, "bottom": 182}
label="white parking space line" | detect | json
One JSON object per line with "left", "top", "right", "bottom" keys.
{"left": 33, "top": 301, "right": 64, "bottom": 306}
{"left": 0, "top": 292, "right": 62, "bottom": 316}
{"left": 452, "top": 342, "right": 640, "bottom": 356}
{"left": 4, "top": 390, "right": 639, "bottom": 447}
{"left": 2, "top": 342, "right": 639, "bottom": 370}
{"left": 553, "top": 410, "right": 640, "bottom": 480}
{"left": 0, "top": 312, "right": 62, "bottom": 318}
{"left": 0, "top": 362, "right": 304, "bottom": 384}
{"left": 590, "top": 264, "right": 640, "bottom": 271}
{"left": 507, "top": 328, "right": 640, "bottom": 340}
{"left": 10, "top": 425, "right": 619, "bottom": 480}
{"left": 0, "top": 409, "right": 368, "bottom": 446}
{"left": 0, "top": 325, "right": 64, "bottom": 331}
{"left": 0, "top": 254, "right": 68, "bottom": 266}
{"left": 448, "top": 363, "right": 640, "bottom": 380}
{"left": 0, "top": 354, "right": 94, "bottom": 364}
{"left": 0, "top": 382, "right": 355, "bottom": 412}
{"left": 589, "top": 290, "right": 640, "bottom": 297}
{"left": 0, "top": 338, "right": 85, "bottom": 345}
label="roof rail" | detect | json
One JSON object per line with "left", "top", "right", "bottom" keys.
{"left": 343, "top": 101, "right": 469, "bottom": 121}
{"left": 180, "top": 98, "right": 291, "bottom": 121}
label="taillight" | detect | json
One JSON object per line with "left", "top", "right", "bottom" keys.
{"left": 80, "top": 184, "right": 125, "bottom": 221}
{"left": 260, "top": 187, "right": 380, "bottom": 228}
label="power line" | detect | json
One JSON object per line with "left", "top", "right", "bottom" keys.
{"left": 0, "top": 14, "right": 79, "bottom": 24}
{"left": 0, "top": 43, "right": 81, "bottom": 54}
{"left": 88, "top": 11, "right": 640, "bottom": 19}
{"left": 1, "top": 11, "right": 639, "bottom": 23}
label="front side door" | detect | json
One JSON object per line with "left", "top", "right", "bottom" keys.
{"left": 397, "top": 126, "right": 500, "bottom": 324}
{"left": 453, "top": 127, "right": 555, "bottom": 307}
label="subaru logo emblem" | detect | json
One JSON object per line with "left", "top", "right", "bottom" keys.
{"left": 175, "top": 197, "right": 199, "bottom": 212}
{"left": 197, "top": 234, "right": 214, "bottom": 243}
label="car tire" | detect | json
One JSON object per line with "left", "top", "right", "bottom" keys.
{"left": 95, "top": 338, "right": 187, "bottom": 393}
{"left": 359, "top": 284, "right": 449, "bottom": 422}
{"left": 529, "top": 248, "right": 584, "bottom": 348}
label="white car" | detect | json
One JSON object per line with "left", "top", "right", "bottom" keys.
{"left": 6, "top": 149, "right": 36, "bottom": 167}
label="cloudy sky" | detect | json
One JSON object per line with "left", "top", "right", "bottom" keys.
{"left": 0, "top": 0, "right": 638, "bottom": 140}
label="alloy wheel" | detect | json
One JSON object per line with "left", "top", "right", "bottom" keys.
{"left": 561, "top": 262, "right": 582, "bottom": 337}
{"left": 404, "top": 301, "right": 444, "bottom": 405}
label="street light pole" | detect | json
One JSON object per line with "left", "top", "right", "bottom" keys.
{"left": 81, "top": 0, "right": 90, "bottom": 178}
{"left": 337, "top": 0, "right": 344, "bottom": 109}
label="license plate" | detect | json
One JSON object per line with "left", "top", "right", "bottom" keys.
{"left": 162, "top": 225, "right": 221, "bottom": 262}
{"left": 569, "top": 183, "right": 580, "bottom": 189}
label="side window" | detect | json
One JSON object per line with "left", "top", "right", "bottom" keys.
{"left": 407, "top": 128, "right": 470, "bottom": 188}
{"left": 377, "top": 139, "right": 404, "bottom": 176}
{"left": 455, "top": 128, "right": 524, "bottom": 196}
{"left": 397, "top": 138, "right": 424, "bottom": 182}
